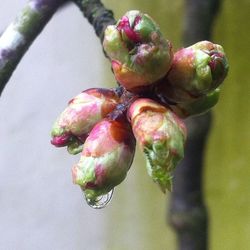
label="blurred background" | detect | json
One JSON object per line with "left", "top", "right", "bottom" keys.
{"left": 0, "top": 0, "right": 249, "bottom": 249}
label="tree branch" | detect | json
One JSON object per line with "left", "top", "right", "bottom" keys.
{"left": 0, "top": 0, "right": 66, "bottom": 96}
{"left": 72, "top": 0, "right": 115, "bottom": 42}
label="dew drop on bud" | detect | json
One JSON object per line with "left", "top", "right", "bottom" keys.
{"left": 84, "top": 189, "right": 114, "bottom": 209}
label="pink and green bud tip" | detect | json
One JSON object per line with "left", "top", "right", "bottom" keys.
{"left": 51, "top": 88, "right": 120, "bottom": 154}
{"left": 128, "top": 98, "right": 186, "bottom": 192}
{"left": 156, "top": 40, "right": 229, "bottom": 103}
{"left": 72, "top": 117, "right": 135, "bottom": 202}
{"left": 103, "top": 10, "right": 173, "bottom": 92}
{"left": 170, "top": 88, "right": 220, "bottom": 118}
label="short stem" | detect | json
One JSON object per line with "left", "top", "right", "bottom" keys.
{"left": 0, "top": 0, "right": 66, "bottom": 96}
{"left": 108, "top": 87, "right": 138, "bottom": 122}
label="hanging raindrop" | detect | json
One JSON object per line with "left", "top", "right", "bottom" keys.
{"left": 83, "top": 189, "right": 114, "bottom": 209}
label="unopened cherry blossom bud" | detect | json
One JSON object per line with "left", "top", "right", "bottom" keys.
{"left": 156, "top": 40, "right": 228, "bottom": 103}
{"left": 51, "top": 88, "right": 120, "bottom": 154}
{"left": 170, "top": 88, "right": 220, "bottom": 118}
{"left": 128, "top": 98, "right": 186, "bottom": 192}
{"left": 72, "top": 117, "right": 135, "bottom": 202}
{"left": 103, "top": 10, "right": 173, "bottom": 92}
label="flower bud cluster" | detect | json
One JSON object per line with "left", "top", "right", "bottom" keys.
{"left": 51, "top": 10, "right": 229, "bottom": 205}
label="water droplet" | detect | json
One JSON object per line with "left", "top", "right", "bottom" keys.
{"left": 84, "top": 189, "right": 114, "bottom": 209}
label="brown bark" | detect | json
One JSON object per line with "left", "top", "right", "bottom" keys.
{"left": 168, "top": 1, "right": 222, "bottom": 249}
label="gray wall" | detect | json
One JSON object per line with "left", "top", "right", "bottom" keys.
{"left": 0, "top": 2, "right": 108, "bottom": 249}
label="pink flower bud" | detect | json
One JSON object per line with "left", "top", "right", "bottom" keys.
{"left": 103, "top": 10, "right": 173, "bottom": 92}
{"left": 51, "top": 88, "right": 120, "bottom": 154}
{"left": 128, "top": 98, "right": 186, "bottom": 192}
{"left": 72, "top": 117, "right": 135, "bottom": 202}
{"left": 155, "top": 40, "right": 229, "bottom": 103}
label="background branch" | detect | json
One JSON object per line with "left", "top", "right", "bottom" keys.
{"left": 168, "top": 0, "right": 222, "bottom": 249}
{"left": 0, "top": 0, "right": 66, "bottom": 96}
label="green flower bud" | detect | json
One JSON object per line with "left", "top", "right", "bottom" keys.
{"left": 128, "top": 98, "right": 186, "bottom": 192}
{"left": 51, "top": 88, "right": 120, "bottom": 154}
{"left": 170, "top": 88, "right": 220, "bottom": 118}
{"left": 155, "top": 40, "right": 229, "bottom": 103}
{"left": 72, "top": 118, "right": 135, "bottom": 202}
{"left": 103, "top": 10, "right": 173, "bottom": 92}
